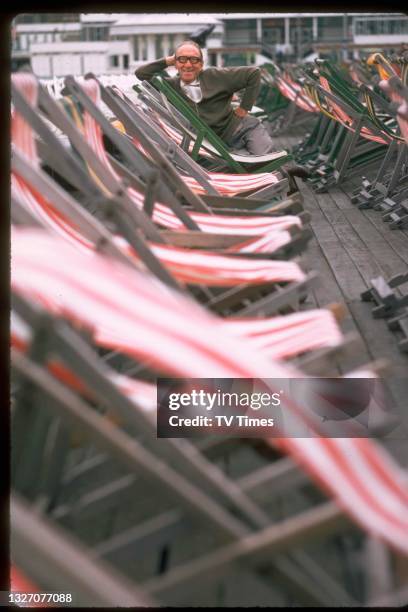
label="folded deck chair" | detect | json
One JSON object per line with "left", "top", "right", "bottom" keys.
{"left": 97, "top": 77, "right": 295, "bottom": 205}
{"left": 11, "top": 226, "right": 408, "bottom": 558}
{"left": 145, "top": 75, "right": 293, "bottom": 174}
{"left": 11, "top": 75, "right": 316, "bottom": 317}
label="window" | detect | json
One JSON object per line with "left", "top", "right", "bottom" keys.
{"left": 168, "top": 34, "right": 174, "bottom": 54}
{"left": 110, "top": 55, "right": 119, "bottom": 68}
{"left": 123, "top": 54, "right": 129, "bottom": 69}
{"left": 134, "top": 35, "right": 147, "bottom": 61}
{"left": 133, "top": 36, "right": 139, "bottom": 61}
{"left": 155, "top": 35, "right": 163, "bottom": 59}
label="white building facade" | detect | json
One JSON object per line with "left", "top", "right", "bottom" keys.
{"left": 11, "top": 12, "right": 408, "bottom": 78}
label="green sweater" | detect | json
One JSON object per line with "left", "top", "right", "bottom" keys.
{"left": 135, "top": 58, "right": 261, "bottom": 141}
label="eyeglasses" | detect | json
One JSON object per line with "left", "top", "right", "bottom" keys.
{"left": 176, "top": 56, "right": 202, "bottom": 64}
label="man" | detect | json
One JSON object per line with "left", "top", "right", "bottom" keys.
{"left": 135, "top": 40, "right": 310, "bottom": 183}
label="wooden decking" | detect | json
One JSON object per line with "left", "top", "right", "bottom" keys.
{"left": 276, "top": 130, "right": 408, "bottom": 461}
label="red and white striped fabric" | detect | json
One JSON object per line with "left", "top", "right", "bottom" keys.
{"left": 11, "top": 227, "right": 408, "bottom": 556}
{"left": 11, "top": 311, "right": 156, "bottom": 413}
{"left": 13, "top": 172, "right": 304, "bottom": 285}
{"left": 130, "top": 130, "right": 282, "bottom": 197}
{"left": 222, "top": 308, "right": 343, "bottom": 360}
{"left": 12, "top": 74, "right": 302, "bottom": 254}
{"left": 11, "top": 73, "right": 306, "bottom": 284}
{"left": 276, "top": 74, "right": 319, "bottom": 113}
{"left": 78, "top": 78, "right": 302, "bottom": 236}
{"left": 318, "top": 76, "right": 391, "bottom": 145}
{"left": 11, "top": 74, "right": 341, "bottom": 356}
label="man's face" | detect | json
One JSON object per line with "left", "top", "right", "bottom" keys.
{"left": 175, "top": 44, "right": 203, "bottom": 83}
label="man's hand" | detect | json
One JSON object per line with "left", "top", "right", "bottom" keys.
{"left": 234, "top": 107, "right": 248, "bottom": 118}
{"left": 165, "top": 55, "right": 176, "bottom": 66}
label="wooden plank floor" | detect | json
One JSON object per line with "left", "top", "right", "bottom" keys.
{"left": 276, "top": 129, "right": 408, "bottom": 463}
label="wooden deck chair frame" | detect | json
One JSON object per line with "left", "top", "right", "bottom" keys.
{"left": 11, "top": 75, "right": 317, "bottom": 317}
{"left": 302, "top": 75, "right": 388, "bottom": 190}
{"left": 150, "top": 76, "right": 293, "bottom": 174}
{"left": 96, "top": 76, "right": 295, "bottom": 207}
{"left": 86, "top": 77, "right": 306, "bottom": 217}
{"left": 269, "top": 73, "right": 318, "bottom": 136}
{"left": 58, "top": 75, "right": 312, "bottom": 261}
{"left": 12, "top": 228, "right": 407, "bottom": 585}
{"left": 11, "top": 296, "right": 357, "bottom": 608}
{"left": 62, "top": 76, "right": 303, "bottom": 223}
{"left": 11, "top": 158, "right": 349, "bottom": 378}
{"left": 13, "top": 137, "right": 315, "bottom": 319}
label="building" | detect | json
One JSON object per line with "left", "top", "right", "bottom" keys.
{"left": 11, "top": 12, "right": 408, "bottom": 78}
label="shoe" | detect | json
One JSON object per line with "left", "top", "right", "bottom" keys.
{"left": 285, "top": 164, "right": 312, "bottom": 180}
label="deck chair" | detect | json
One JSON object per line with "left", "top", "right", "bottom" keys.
{"left": 11, "top": 73, "right": 316, "bottom": 319}
{"left": 356, "top": 53, "right": 408, "bottom": 217}
{"left": 11, "top": 150, "right": 357, "bottom": 373}
{"left": 11, "top": 107, "right": 351, "bottom": 372}
{"left": 144, "top": 75, "right": 294, "bottom": 174}
{"left": 11, "top": 226, "right": 408, "bottom": 565}
{"left": 12, "top": 72, "right": 307, "bottom": 251}
{"left": 96, "top": 77, "right": 297, "bottom": 207}
{"left": 10, "top": 74, "right": 357, "bottom": 370}
{"left": 11, "top": 289, "right": 398, "bottom": 607}
{"left": 54, "top": 75, "right": 313, "bottom": 261}
{"left": 68, "top": 76, "right": 308, "bottom": 223}
{"left": 269, "top": 70, "right": 319, "bottom": 135}
{"left": 257, "top": 66, "right": 290, "bottom": 123}
{"left": 135, "top": 77, "right": 303, "bottom": 195}
{"left": 301, "top": 66, "right": 389, "bottom": 191}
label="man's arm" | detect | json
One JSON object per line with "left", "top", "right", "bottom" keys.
{"left": 218, "top": 66, "right": 261, "bottom": 113}
{"left": 135, "top": 55, "right": 175, "bottom": 82}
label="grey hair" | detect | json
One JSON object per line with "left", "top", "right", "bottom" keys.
{"left": 174, "top": 40, "right": 203, "bottom": 60}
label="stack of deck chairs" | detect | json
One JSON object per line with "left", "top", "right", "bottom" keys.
{"left": 10, "top": 69, "right": 408, "bottom": 606}
{"left": 261, "top": 53, "right": 408, "bottom": 354}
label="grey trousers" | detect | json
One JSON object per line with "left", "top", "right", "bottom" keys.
{"left": 225, "top": 115, "right": 275, "bottom": 155}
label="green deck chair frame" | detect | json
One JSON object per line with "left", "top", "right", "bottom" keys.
{"left": 151, "top": 75, "right": 293, "bottom": 174}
